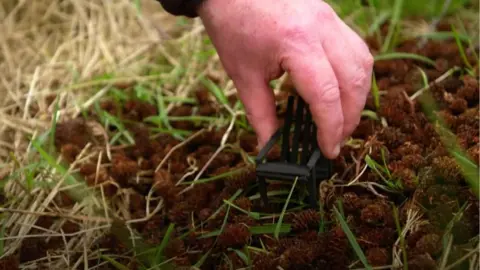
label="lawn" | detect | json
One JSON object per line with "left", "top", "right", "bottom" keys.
{"left": 0, "top": 0, "right": 478, "bottom": 269}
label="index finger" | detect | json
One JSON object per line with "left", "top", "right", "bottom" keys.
{"left": 281, "top": 47, "right": 344, "bottom": 159}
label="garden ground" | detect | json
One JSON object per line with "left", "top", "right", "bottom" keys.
{"left": 0, "top": 0, "right": 478, "bottom": 269}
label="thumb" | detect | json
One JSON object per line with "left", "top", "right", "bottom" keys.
{"left": 233, "top": 75, "right": 280, "bottom": 148}
{"left": 282, "top": 50, "right": 344, "bottom": 159}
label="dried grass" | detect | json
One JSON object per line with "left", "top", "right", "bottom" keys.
{"left": 0, "top": 0, "right": 230, "bottom": 268}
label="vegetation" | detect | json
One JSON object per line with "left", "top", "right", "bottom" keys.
{"left": 0, "top": 0, "right": 478, "bottom": 269}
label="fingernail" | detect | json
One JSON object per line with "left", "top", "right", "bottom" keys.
{"left": 333, "top": 143, "right": 341, "bottom": 158}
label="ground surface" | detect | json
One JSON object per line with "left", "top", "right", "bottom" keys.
{"left": 0, "top": 1, "right": 479, "bottom": 270}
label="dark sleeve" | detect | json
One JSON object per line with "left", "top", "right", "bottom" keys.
{"left": 156, "top": 0, "right": 205, "bottom": 18}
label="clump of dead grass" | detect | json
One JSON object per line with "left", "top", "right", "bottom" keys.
{"left": 0, "top": 0, "right": 233, "bottom": 268}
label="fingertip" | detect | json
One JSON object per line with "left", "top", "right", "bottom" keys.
{"left": 234, "top": 77, "right": 280, "bottom": 152}
{"left": 316, "top": 120, "right": 343, "bottom": 159}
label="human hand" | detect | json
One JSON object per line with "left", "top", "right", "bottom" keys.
{"left": 197, "top": 0, "right": 374, "bottom": 159}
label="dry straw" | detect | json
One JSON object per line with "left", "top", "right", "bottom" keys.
{"left": 0, "top": 0, "right": 230, "bottom": 268}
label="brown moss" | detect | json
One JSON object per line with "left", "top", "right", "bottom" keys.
{"left": 167, "top": 201, "right": 192, "bottom": 226}
{"left": 169, "top": 105, "right": 194, "bottom": 130}
{"left": 392, "top": 167, "right": 418, "bottom": 192}
{"left": 0, "top": 254, "right": 19, "bottom": 270}
{"left": 198, "top": 208, "right": 213, "bottom": 222}
{"left": 239, "top": 133, "right": 259, "bottom": 153}
{"left": 407, "top": 254, "right": 437, "bottom": 270}
{"left": 357, "top": 227, "right": 396, "bottom": 249}
{"left": 141, "top": 215, "right": 164, "bottom": 242}
{"left": 153, "top": 169, "right": 178, "bottom": 207}
{"left": 124, "top": 100, "right": 157, "bottom": 121}
{"left": 457, "top": 107, "right": 479, "bottom": 128}
{"left": 448, "top": 97, "right": 468, "bottom": 114}
{"left": 431, "top": 156, "right": 462, "bottom": 183}
{"left": 194, "top": 88, "right": 212, "bottom": 104}
{"left": 428, "top": 204, "right": 456, "bottom": 229}
{"left": 456, "top": 124, "right": 479, "bottom": 147}
{"left": 291, "top": 209, "right": 320, "bottom": 232}
{"left": 60, "top": 143, "right": 81, "bottom": 163}
{"left": 206, "top": 152, "right": 238, "bottom": 171}
{"left": 378, "top": 127, "right": 408, "bottom": 148}
{"left": 436, "top": 110, "right": 458, "bottom": 129}
{"left": 401, "top": 154, "right": 425, "bottom": 171}
{"left": 164, "top": 238, "right": 186, "bottom": 259}
{"left": 360, "top": 203, "right": 385, "bottom": 225}
{"left": 374, "top": 59, "right": 409, "bottom": 79}
{"left": 184, "top": 183, "right": 216, "bottom": 211}
{"left": 278, "top": 240, "right": 318, "bottom": 269}
{"left": 234, "top": 196, "right": 252, "bottom": 211}
{"left": 416, "top": 166, "right": 437, "bottom": 188}
{"left": 232, "top": 215, "right": 257, "bottom": 227}
{"left": 110, "top": 154, "right": 139, "bottom": 184}
{"left": 415, "top": 233, "right": 442, "bottom": 255}
{"left": 366, "top": 247, "right": 389, "bottom": 266}
{"left": 85, "top": 167, "right": 110, "bottom": 186}
{"left": 209, "top": 188, "right": 234, "bottom": 210}
{"left": 322, "top": 230, "right": 350, "bottom": 269}
{"left": 360, "top": 201, "right": 393, "bottom": 226}
{"left": 396, "top": 142, "right": 422, "bottom": 156}
{"left": 341, "top": 192, "right": 361, "bottom": 213}
{"left": 266, "top": 144, "right": 282, "bottom": 160}
{"left": 224, "top": 166, "right": 256, "bottom": 192}
{"left": 252, "top": 254, "right": 276, "bottom": 270}
{"left": 451, "top": 218, "right": 476, "bottom": 244}
{"left": 54, "top": 192, "right": 75, "bottom": 207}
{"left": 379, "top": 98, "right": 408, "bottom": 127}
{"left": 55, "top": 118, "right": 93, "bottom": 149}
{"left": 456, "top": 75, "right": 479, "bottom": 103}
{"left": 198, "top": 104, "right": 218, "bottom": 116}
{"left": 19, "top": 238, "right": 48, "bottom": 263}
{"left": 218, "top": 224, "right": 251, "bottom": 249}
{"left": 79, "top": 163, "right": 97, "bottom": 176}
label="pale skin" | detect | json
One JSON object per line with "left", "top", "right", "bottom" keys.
{"left": 197, "top": 0, "right": 374, "bottom": 159}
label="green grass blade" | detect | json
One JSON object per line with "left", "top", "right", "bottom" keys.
{"left": 361, "top": 110, "right": 379, "bottom": 121}
{"left": 371, "top": 73, "right": 380, "bottom": 110}
{"left": 180, "top": 167, "right": 248, "bottom": 185}
{"left": 0, "top": 219, "right": 5, "bottom": 256}
{"left": 200, "top": 223, "right": 292, "bottom": 238}
{"left": 100, "top": 255, "right": 130, "bottom": 270}
{"left": 451, "top": 25, "right": 474, "bottom": 70}
{"left": 154, "top": 223, "right": 175, "bottom": 264}
{"left": 194, "top": 249, "right": 212, "bottom": 268}
{"left": 333, "top": 205, "right": 372, "bottom": 270}
{"left": 249, "top": 224, "right": 291, "bottom": 235}
{"left": 232, "top": 249, "right": 250, "bottom": 265}
{"left": 49, "top": 97, "right": 60, "bottom": 154}
{"left": 392, "top": 205, "right": 408, "bottom": 270}
{"left": 374, "top": 52, "right": 436, "bottom": 66}
{"left": 418, "top": 31, "right": 472, "bottom": 43}
{"left": 380, "top": 0, "right": 403, "bottom": 52}
{"left": 200, "top": 77, "right": 229, "bottom": 105}
{"left": 368, "top": 10, "right": 391, "bottom": 36}
{"left": 275, "top": 177, "right": 298, "bottom": 239}
{"left": 223, "top": 199, "right": 261, "bottom": 219}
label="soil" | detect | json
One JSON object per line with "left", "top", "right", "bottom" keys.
{"left": 3, "top": 28, "right": 479, "bottom": 269}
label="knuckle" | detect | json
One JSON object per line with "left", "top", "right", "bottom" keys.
{"left": 315, "top": 83, "right": 340, "bottom": 107}
{"left": 283, "top": 23, "right": 309, "bottom": 44}
{"left": 363, "top": 53, "right": 374, "bottom": 69}
{"left": 350, "top": 67, "right": 369, "bottom": 88}
{"left": 317, "top": 2, "right": 337, "bottom": 22}
{"left": 349, "top": 61, "right": 372, "bottom": 93}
